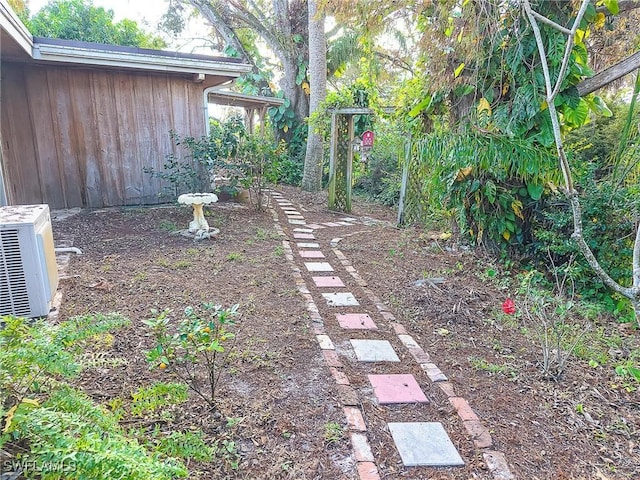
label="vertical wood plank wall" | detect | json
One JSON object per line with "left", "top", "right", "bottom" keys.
{"left": 0, "top": 63, "right": 206, "bottom": 208}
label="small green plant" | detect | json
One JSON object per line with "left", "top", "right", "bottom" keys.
{"left": 171, "top": 260, "right": 193, "bottom": 269}
{"left": 132, "top": 271, "right": 148, "bottom": 282}
{"left": 468, "top": 356, "right": 516, "bottom": 377}
{"left": 273, "top": 245, "right": 284, "bottom": 257}
{"left": 144, "top": 303, "right": 239, "bottom": 410}
{"left": 614, "top": 360, "right": 640, "bottom": 392}
{"left": 213, "top": 438, "right": 241, "bottom": 470}
{"left": 254, "top": 227, "right": 275, "bottom": 241}
{"left": 131, "top": 382, "right": 189, "bottom": 416}
{"left": 323, "top": 421, "right": 344, "bottom": 445}
{"left": 226, "top": 252, "right": 244, "bottom": 261}
{"left": 154, "top": 430, "right": 214, "bottom": 462}
{"left": 159, "top": 220, "right": 178, "bottom": 232}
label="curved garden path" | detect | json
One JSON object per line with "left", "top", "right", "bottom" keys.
{"left": 269, "top": 190, "right": 514, "bottom": 480}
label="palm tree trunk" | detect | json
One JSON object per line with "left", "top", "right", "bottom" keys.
{"left": 302, "top": 0, "right": 327, "bottom": 191}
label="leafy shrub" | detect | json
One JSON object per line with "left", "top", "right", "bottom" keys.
{"left": 353, "top": 123, "right": 404, "bottom": 206}
{"left": 405, "top": 131, "right": 559, "bottom": 250}
{"left": 130, "top": 382, "right": 189, "bottom": 416}
{"left": 530, "top": 166, "right": 638, "bottom": 313}
{"left": 154, "top": 430, "right": 214, "bottom": 462}
{"left": 144, "top": 115, "right": 247, "bottom": 198}
{"left": 0, "top": 314, "right": 187, "bottom": 479}
{"left": 4, "top": 386, "right": 187, "bottom": 479}
{"left": 144, "top": 303, "right": 239, "bottom": 410}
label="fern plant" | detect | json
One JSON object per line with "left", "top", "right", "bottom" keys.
{"left": 0, "top": 314, "right": 190, "bottom": 479}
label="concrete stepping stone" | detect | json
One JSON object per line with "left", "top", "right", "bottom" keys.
{"left": 367, "top": 374, "right": 428, "bottom": 404}
{"left": 306, "top": 224, "right": 323, "bottom": 229}
{"left": 298, "top": 242, "right": 320, "bottom": 248}
{"left": 323, "top": 222, "right": 341, "bottom": 227}
{"left": 299, "top": 250, "right": 325, "bottom": 258}
{"left": 351, "top": 339, "right": 400, "bottom": 362}
{"left": 288, "top": 216, "right": 305, "bottom": 220}
{"left": 305, "top": 262, "right": 334, "bottom": 272}
{"left": 293, "top": 233, "right": 315, "bottom": 239}
{"left": 284, "top": 210, "right": 301, "bottom": 215}
{"left": 294, "top": 228, "right": 313, "bottom": 233}
{"left": 340, "top": 217, "right": 357, "bottom": 222}
{"left": 336, "top": 313, "right": 377, "bottom": 329}
{"left": 388, "top": 422, "right": 464, "bottom": 467}
{"left": 288, "top": 219, "right": 306, "bottom": 225}
{"left": 322, "top": 292, "right": 359, "bottom": 306}
{"left": 312, "top": 276, "right": 345, "bottom": 287}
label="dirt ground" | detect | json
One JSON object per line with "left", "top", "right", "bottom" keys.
{"left": 52, "top": 185, "right": 639, "bottom": 479}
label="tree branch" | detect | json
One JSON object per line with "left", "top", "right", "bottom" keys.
{"left": 551, "top": 0, "right": 591, "bottom": 99}
{"left": 576, "top": 50, "right": 640, "bottom": 96}
{"left": 528, "top": 8, "right": 571, "bottom": 35}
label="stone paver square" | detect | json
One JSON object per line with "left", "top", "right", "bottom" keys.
{"left": 298, "top": 242, "right": 320, "bottom": 248}
{"left": 299, "top": 250, "right": 325, "bottom": 258}
{"left": 284, "top": 210, "right": 301, "bottom": 215}
{"left": 294, "top": 228, "right": 313, "bottom": 233}
{"left": 351, "top": 339, "right": 400, "bottom": 362}
{"left": 305, "top": 262, "right": 334, "bottom": 272}
{"left": 388, "top": 422, "right": 464, "bottom": 467}
{"left": 288, "top": 219, "right": 306, "bottom": 224}
{"left": 322, "top": 292, "right": 359, "bottom": 306}
{"left": 312, "top": 276, "right": 345, "bottom": 287}
{"left": 293, "top": 233, "right": 315, "bottom": 239}
{"left": 336, "top": 313, "right": 377, "bottom": 329}
{"left": 367, "top": 374, "right": 428, "bottom": 404}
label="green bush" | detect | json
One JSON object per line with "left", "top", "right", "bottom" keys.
{"left": 0, "top": 314, "right": 188, "bottom": 479}
{"left": 144, "top": 303, "right": 239, "bottom": 410}
{"left": 405, "top": 131, "right": 559, "bottom": 249}
{"left": 530, "top": 166, "right": 638, "bottom": 315}
{"left": 144, "top": 115, "right": 247, "bottom": 197}
{"left": 353, "top": 123, "right": 404, "bottom": 206}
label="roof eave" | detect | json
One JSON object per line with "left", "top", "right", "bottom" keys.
{"left": 0, "top": 0, "right": 33, "bottom": 56}
{"left": 32, "top": 42, "right": 253, "bottom": 77}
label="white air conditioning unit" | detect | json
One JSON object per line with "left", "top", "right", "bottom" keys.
{"left": 0, "top": 205, "right": 59, "bottom": 318}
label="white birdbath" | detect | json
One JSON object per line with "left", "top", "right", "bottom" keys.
{"left": 178, "top": 193, "right": 218, "bottom": 234}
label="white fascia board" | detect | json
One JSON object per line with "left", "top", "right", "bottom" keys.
{"left": 32, "top": 43, "right": 252, "bottom": 77}
{"left": 209, "top": 90, "right": 285, "bottom": 106}
{"left": 0, "top": 0, "right": 34, "bottom": 56}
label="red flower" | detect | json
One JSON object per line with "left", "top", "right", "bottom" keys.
{"left": 502, "top": 298, "right": 516, "bottom": 314}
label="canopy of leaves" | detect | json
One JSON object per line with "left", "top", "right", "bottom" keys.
{"left": 26, "top": 0, "right": 167, "bottom": 49}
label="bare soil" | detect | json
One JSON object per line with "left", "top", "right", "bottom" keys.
{"left": 52, "top": 185, "right": 639, "bottom": 480}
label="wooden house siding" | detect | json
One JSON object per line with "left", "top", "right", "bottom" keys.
{"left": 1, "top": 62, "right": 206, "bottom": 208}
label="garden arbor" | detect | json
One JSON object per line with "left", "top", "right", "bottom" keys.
{"left": 328, "top": 107, "right": 394, "bottom": 213}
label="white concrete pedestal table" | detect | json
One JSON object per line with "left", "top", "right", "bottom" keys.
{"left": 177, "top": 193, "right": 218, "bottom": 234}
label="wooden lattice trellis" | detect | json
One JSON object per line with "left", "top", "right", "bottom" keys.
{"left": 328, "top": 113, "right": 353, "bottom": 212}
{"left": 397, "top": 141, "right": 430, "bottom": 226}
{"left": 327, "top": 107, "right": 395, "bottom": 214}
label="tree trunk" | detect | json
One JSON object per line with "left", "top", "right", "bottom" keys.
{"left": 302, "top": 0, "right": 326, "bottom": 191}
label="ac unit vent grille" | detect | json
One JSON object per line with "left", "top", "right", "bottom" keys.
{"left": 0, "top": 229, "right": 30, "bottom": 317}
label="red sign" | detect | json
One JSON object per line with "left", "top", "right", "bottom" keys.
{"left": 361, "top": 130, "right": 374, "bottom": 147}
